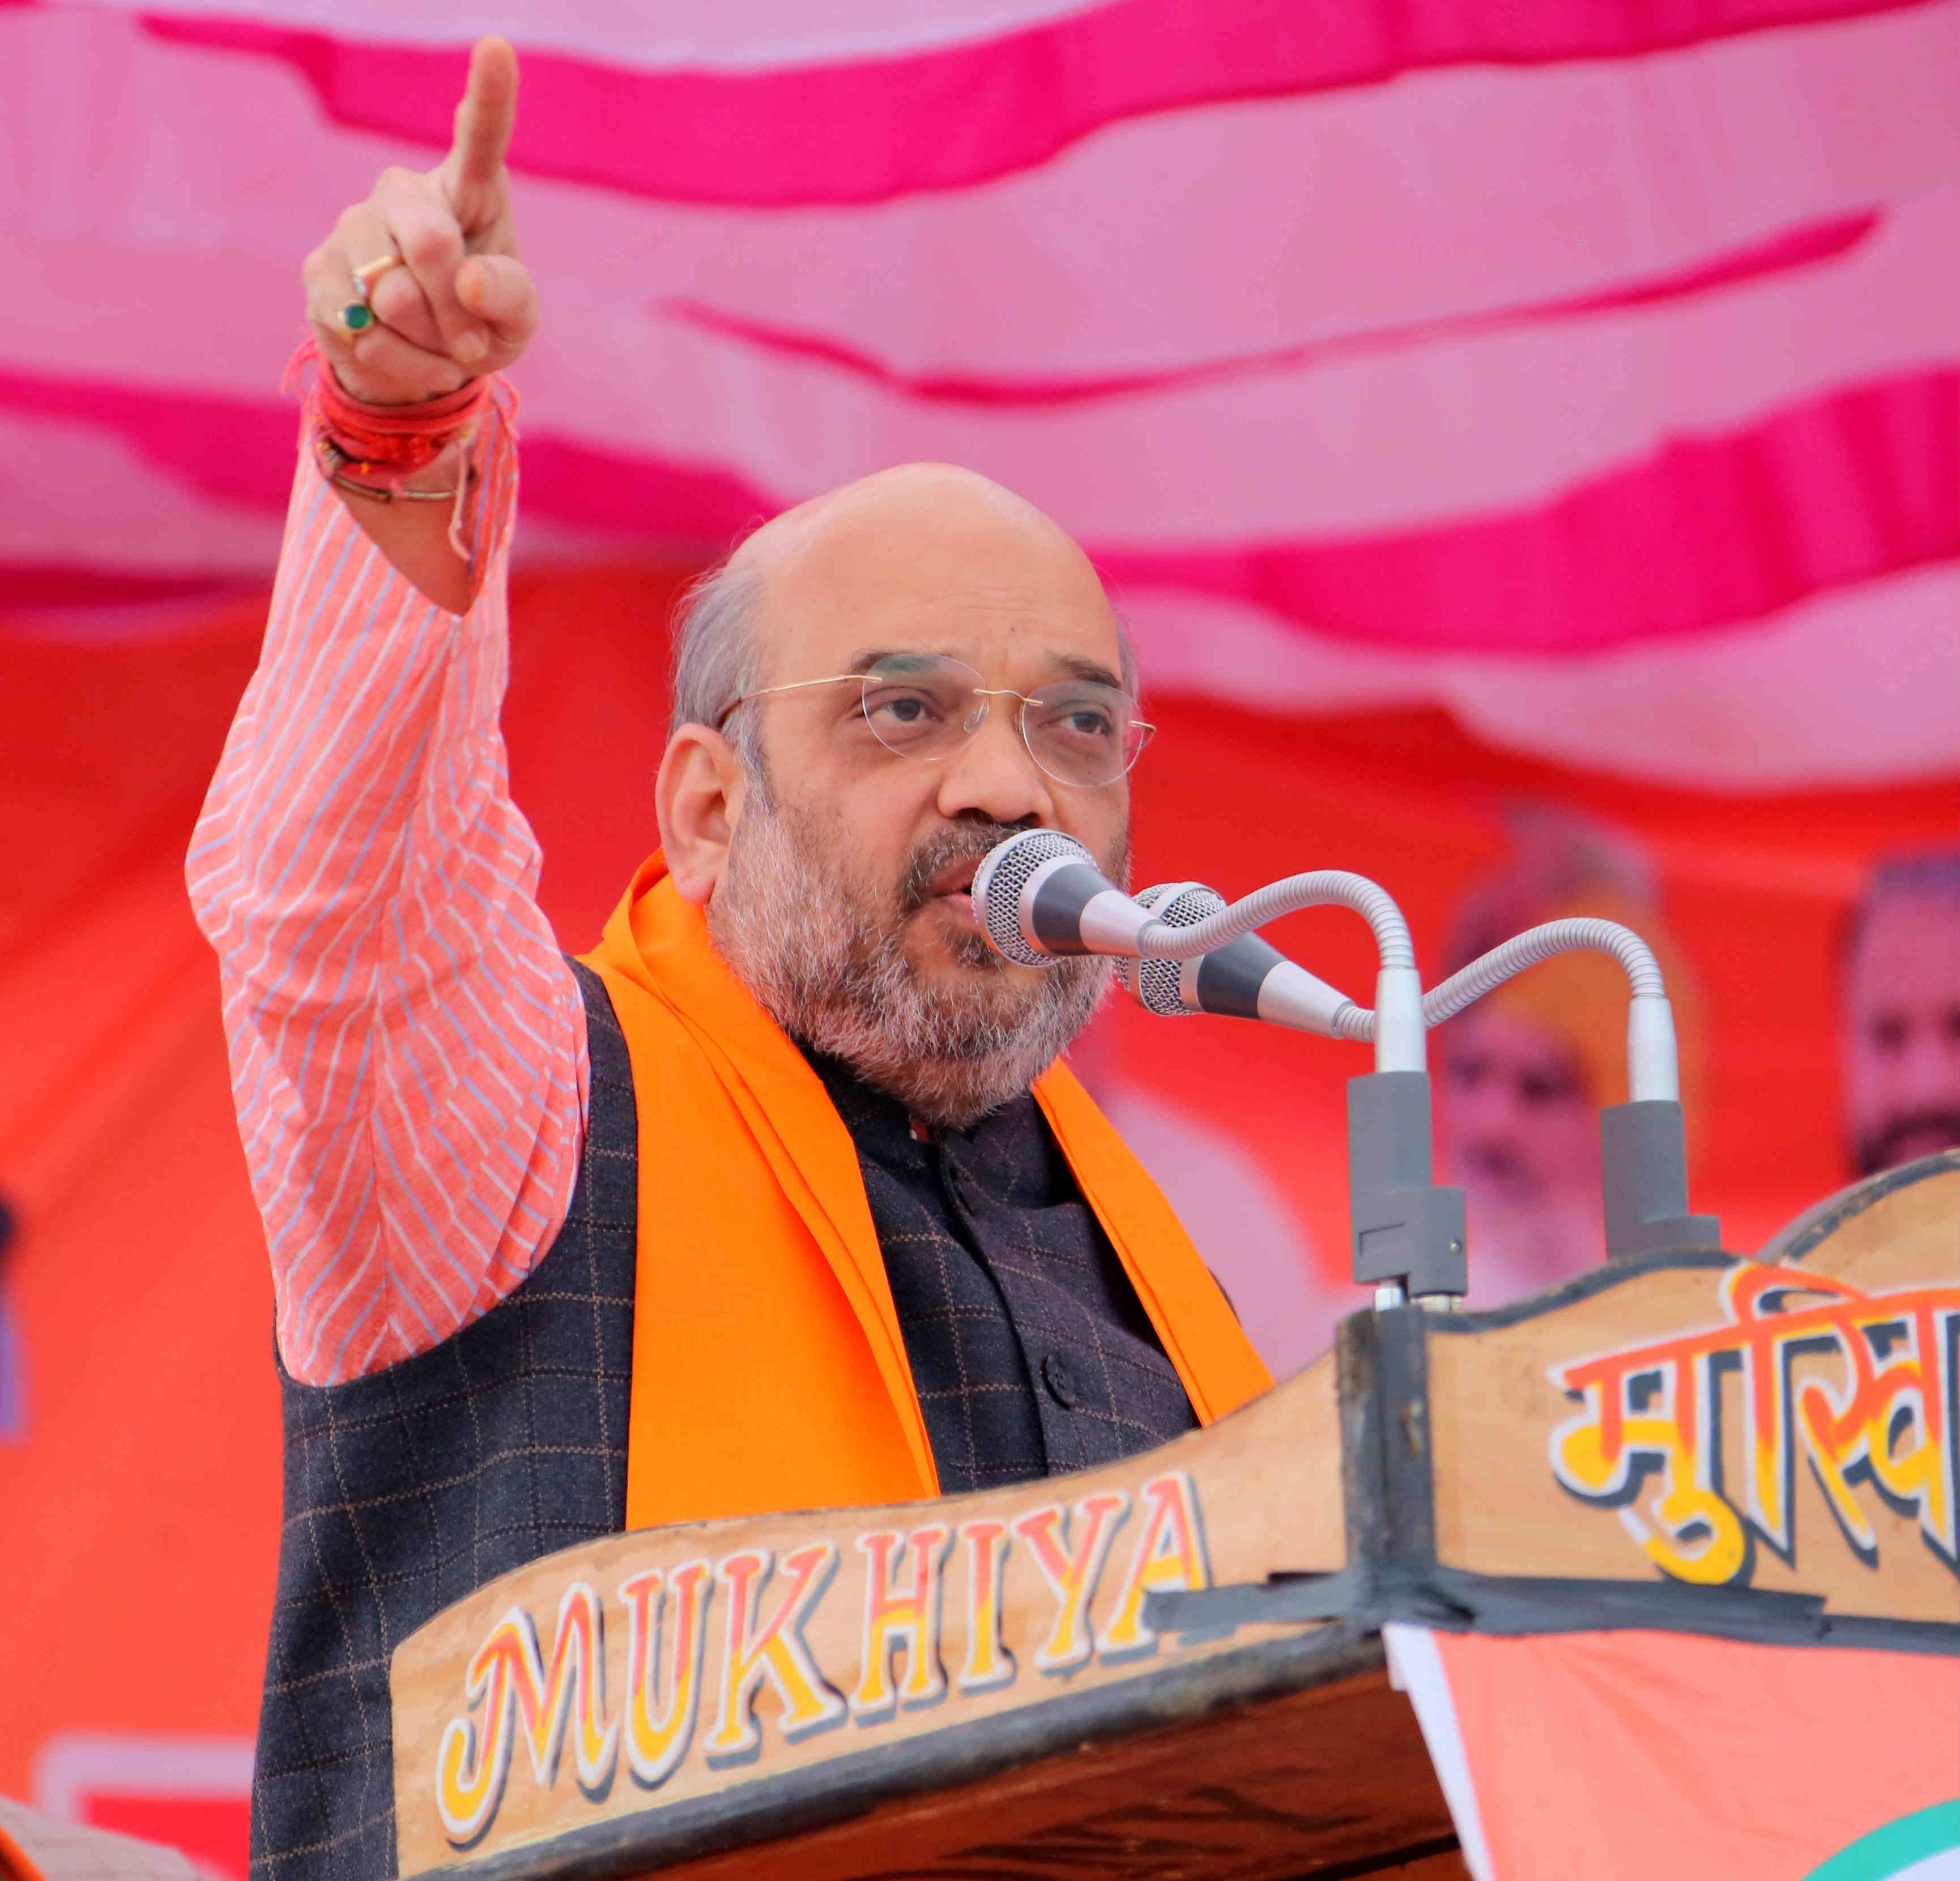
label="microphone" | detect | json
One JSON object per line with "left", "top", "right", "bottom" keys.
{"left": 1120, "top": 883, "right": 1355, "bottom": 1037}
{"left": 972, "top": 829, "right": 1158, "bottom": 967}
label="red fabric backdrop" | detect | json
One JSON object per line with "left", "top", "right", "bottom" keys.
{"left": 2, "top": 565, "right": 1954, "bottom": 1854}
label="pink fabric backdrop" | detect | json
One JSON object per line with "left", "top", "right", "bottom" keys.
{"left": 2, "top": 0, "right": 1955, "bottom": 785}
{"left": 0, "top": 0, "right": 1955, "bottom": 1860}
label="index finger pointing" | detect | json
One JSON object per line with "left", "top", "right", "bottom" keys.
{"left": 446, "top": 35, "right": 518, "bottom": 192}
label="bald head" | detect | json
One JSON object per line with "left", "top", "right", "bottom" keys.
{"left": 735, "top": 462, "right": 1091, "bottom": 584}
{"left": 672, "top": 465, "right": 1133, "bottom": 738}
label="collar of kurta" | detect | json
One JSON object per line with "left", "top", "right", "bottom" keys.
{"left": 583, "top": 849, "right": 1271, "bottom": 1531}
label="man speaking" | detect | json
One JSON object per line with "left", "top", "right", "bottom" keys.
{"left": 188, "top": 37, "right": 1270, "bottom": 1879}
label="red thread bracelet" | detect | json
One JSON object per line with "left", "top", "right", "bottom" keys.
{"left": 295, "top": 339, "right": 490, "bottom": 478}
{"left": 287, "top": 338, "right": 517, "bottom": 564}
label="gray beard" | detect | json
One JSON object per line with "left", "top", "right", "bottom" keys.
{"left": 709, "top": 793, "right": 1117, "bottom": 1129}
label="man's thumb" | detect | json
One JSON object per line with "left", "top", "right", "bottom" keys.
{"left": 457, "top": 254, "right": 537, "bottom": 339}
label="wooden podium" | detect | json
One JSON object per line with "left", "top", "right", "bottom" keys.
{"left": 389, "top": 1150, "right": 1959, "bottom": 1881}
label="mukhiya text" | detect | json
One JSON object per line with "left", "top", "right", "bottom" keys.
{"left": 436, "top": 1470, "right": 1221, "bottom": 1842}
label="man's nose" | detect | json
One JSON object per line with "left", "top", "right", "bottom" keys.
{"left": 933, "top": 703, "right": 1056, "bottom": 827}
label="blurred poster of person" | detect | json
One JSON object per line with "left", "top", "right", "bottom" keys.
{"left": 1067, "top": 1015, "right": 1336, "bottom": 1381}
{"left": 1842, "top": 849, "right": 1960, "bottom": 1177}
{"left": 0, "top": 1191, "right": 23, "bottom": 1441}
{"left": 1094, "top": 1082, "right": 1333, "bottom": 1382}
{"left": 1437, "top": 808, "right": 1706, "bottom": 1309}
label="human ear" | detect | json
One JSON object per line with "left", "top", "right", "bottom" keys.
{"left": 656, "top": 723, "right": 749, "bottom": 905}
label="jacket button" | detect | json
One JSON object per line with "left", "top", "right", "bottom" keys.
{"left": 1042, "top": 1352, "right": 1081, "bottom": 1409}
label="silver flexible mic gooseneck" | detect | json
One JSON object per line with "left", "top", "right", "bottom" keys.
{"left": 979, "top": 829, "right": 1716, "bottom": 1293}
{"left": 974, "top": 831, "right": 1422, "bottom": 1068}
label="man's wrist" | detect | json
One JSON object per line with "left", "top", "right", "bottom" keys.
{"left": 300, "top": 344, "right": 492, "bottom": 507}
{"left": 313, "top": 430, "right": 468, "bottom": 504}
{"left": 327, "top": 358, "right": 484, "bottom": 412}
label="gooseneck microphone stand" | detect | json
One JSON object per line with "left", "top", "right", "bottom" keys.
{"left": 1121, "top": 870, "right": 1465, "bottom": 1310}
{"left": 971, "top": 829, "right": 1724, "bottom": 1318}
{"left": 1327, "top": 919, "right": 1723, "bottom": 1266}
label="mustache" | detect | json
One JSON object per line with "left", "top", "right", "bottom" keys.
{"left": 1455, "top": 1140, "right": 1546, "bottom": 1198}
{"left": 1856, "top": 1109, "right": 1960, "bottom": 1176}
{"left": 896, "top": 821, "right": 1131, "bottom": 921}
{"left": 1462, "top": 1142, "right": 1529, "bottom": 1180}
{"left": 896, "top": 821, "right": 1027, "bottom": 918}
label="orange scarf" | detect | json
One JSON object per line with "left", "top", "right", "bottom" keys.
{"left": 584, "top": 852, "right": 1272, "bottom": 1531}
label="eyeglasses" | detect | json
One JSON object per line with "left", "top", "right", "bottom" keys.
{"left": 715, "top": 652, "right": 1154, "bottom": 789}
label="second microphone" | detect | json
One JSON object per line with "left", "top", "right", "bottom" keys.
{"left": 1120, "top": 882, "right": 1354, "bottom": 1038}
{"left": 972, "top": 831, "right": 1356, "bottom": 1041}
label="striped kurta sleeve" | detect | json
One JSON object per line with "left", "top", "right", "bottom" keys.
{"left": 187, "top": 413, "right": 590, "bottom": 1386}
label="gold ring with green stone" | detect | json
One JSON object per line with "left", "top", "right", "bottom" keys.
{"left": 341, "top": 256, "right": 400, "bottom": 338}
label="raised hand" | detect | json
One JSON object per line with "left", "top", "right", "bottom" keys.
{"left": 302, "top": 37, "right": 538, "bottom": 406}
